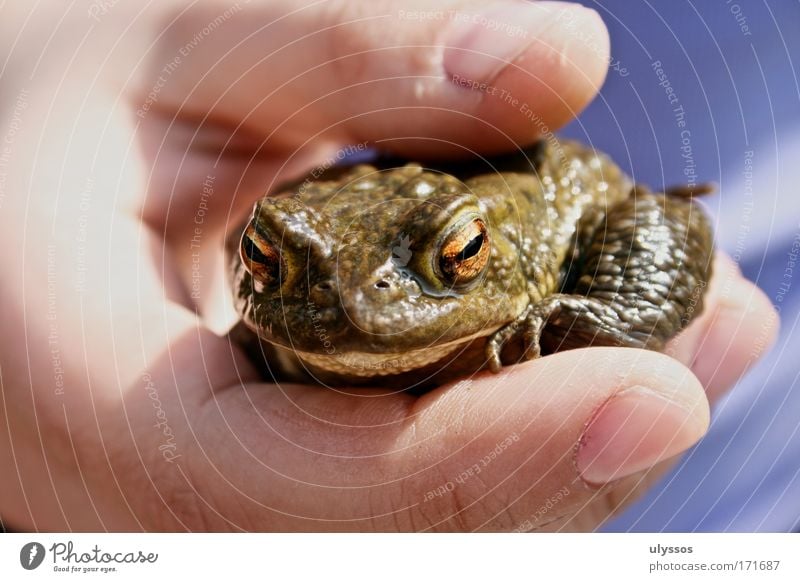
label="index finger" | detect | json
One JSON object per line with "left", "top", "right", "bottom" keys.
{"left": 136, "top": 0, "right": 610, "bottom": 158}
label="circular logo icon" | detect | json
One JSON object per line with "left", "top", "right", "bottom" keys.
{"left": 19, "top": 542, "right": 46, "bottom": 570}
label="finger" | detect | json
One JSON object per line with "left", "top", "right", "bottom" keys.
{"left": 161, "top": 347, "right": 708, "bottom": 531}
{"left": 136, "top": 0, "right": 610, "bottom": 157}
{"left": 664, "top": 253, "right": 779, "bottom": 402}
{"left": 689, "top": 254, "right": 779, "bottom": 400}
{"left": 405, "top": 348, "right": 709, "bottom": 531}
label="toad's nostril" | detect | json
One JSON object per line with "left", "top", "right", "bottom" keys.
{"left": 374, "top": 280, "right": 391, "bottom": 290}
{"left": 310, "top": 280, "right": 338, "bottom": 306}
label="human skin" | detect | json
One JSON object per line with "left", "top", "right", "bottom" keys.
{"left": 0, "top": 0, "right": 778, "bottom": 531}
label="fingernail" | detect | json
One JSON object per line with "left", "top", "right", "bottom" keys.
{"left": 576, "top": 386, "right": 708, "bottom": 485}
{"left": 443, "top": 1, "right": 595, "bottom": 86}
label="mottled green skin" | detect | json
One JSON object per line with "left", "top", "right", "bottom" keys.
{"left": 228, "top": 139, "right": 714, "bottom": 386}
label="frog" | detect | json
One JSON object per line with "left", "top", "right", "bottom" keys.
{"left": 227, "top": 138, "right": 714, "bottom": 388}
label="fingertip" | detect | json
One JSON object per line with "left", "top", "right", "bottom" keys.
{"left": 342, "top": 2, "right": 610, "bottom": 158}
{"left": 547, "top": 349, "right": 709, "bottom": 486}
{"left": 692, "top": 272, "right": 780, "bottom": 401}
{"left": 576, "top": 382, "right": 708, "bottom": 486}
{"left": 444, "top": 1, "right": 610, "bottom": 153}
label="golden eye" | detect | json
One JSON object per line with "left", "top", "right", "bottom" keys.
{"left": 438, "top": 218, "right": 490, "bottom": 286}
{"left": 240, "top": 223, "right": 283, "bottom": 286}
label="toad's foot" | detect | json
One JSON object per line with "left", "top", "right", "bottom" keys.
{"left": 486, "top": 304, "right": 546, "bottom": 373}
{"left": 486, "top": 294, "right": 658, "bottom": 373}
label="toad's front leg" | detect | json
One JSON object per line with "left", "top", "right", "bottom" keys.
{"left": 487, "top": 188, "right": 714, "bottom": 370}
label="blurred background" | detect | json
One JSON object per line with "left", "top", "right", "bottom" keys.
{"left": 560, "top": 0, "right": 800, "bottom": 532}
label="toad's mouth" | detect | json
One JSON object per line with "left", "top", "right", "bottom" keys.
{"left": 278, "top": 327, "right": 502, "bottom": 378}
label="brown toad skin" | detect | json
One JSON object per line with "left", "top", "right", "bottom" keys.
{"left": 227, "top": 139, "right": 714, "bottom": 387}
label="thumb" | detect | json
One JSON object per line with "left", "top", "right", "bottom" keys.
{"left": 399, "top": 348, "right": 709, "bottom": 531}
{"left": 139, "top": 0, "right": 610, "bottom": 156}
{"left": 166, "top": 347, "right": 708, "bottom": 531}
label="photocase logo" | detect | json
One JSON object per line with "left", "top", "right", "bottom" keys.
{"left": 391, "top": 234, "right": 413, "bottom": 267}
{"left": 19, "top": 542, "right": 46, "bottom": 570}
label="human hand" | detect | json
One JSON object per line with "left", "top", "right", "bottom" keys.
{"left": 0, "top": 0, "right": 777, "bottom": 531}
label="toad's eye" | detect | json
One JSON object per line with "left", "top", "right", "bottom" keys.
{"left": 240, "top": 223, "right": 283, "bottom": 286}
{"left": 438, "top": 217, "right": 490, "bottom": 286}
